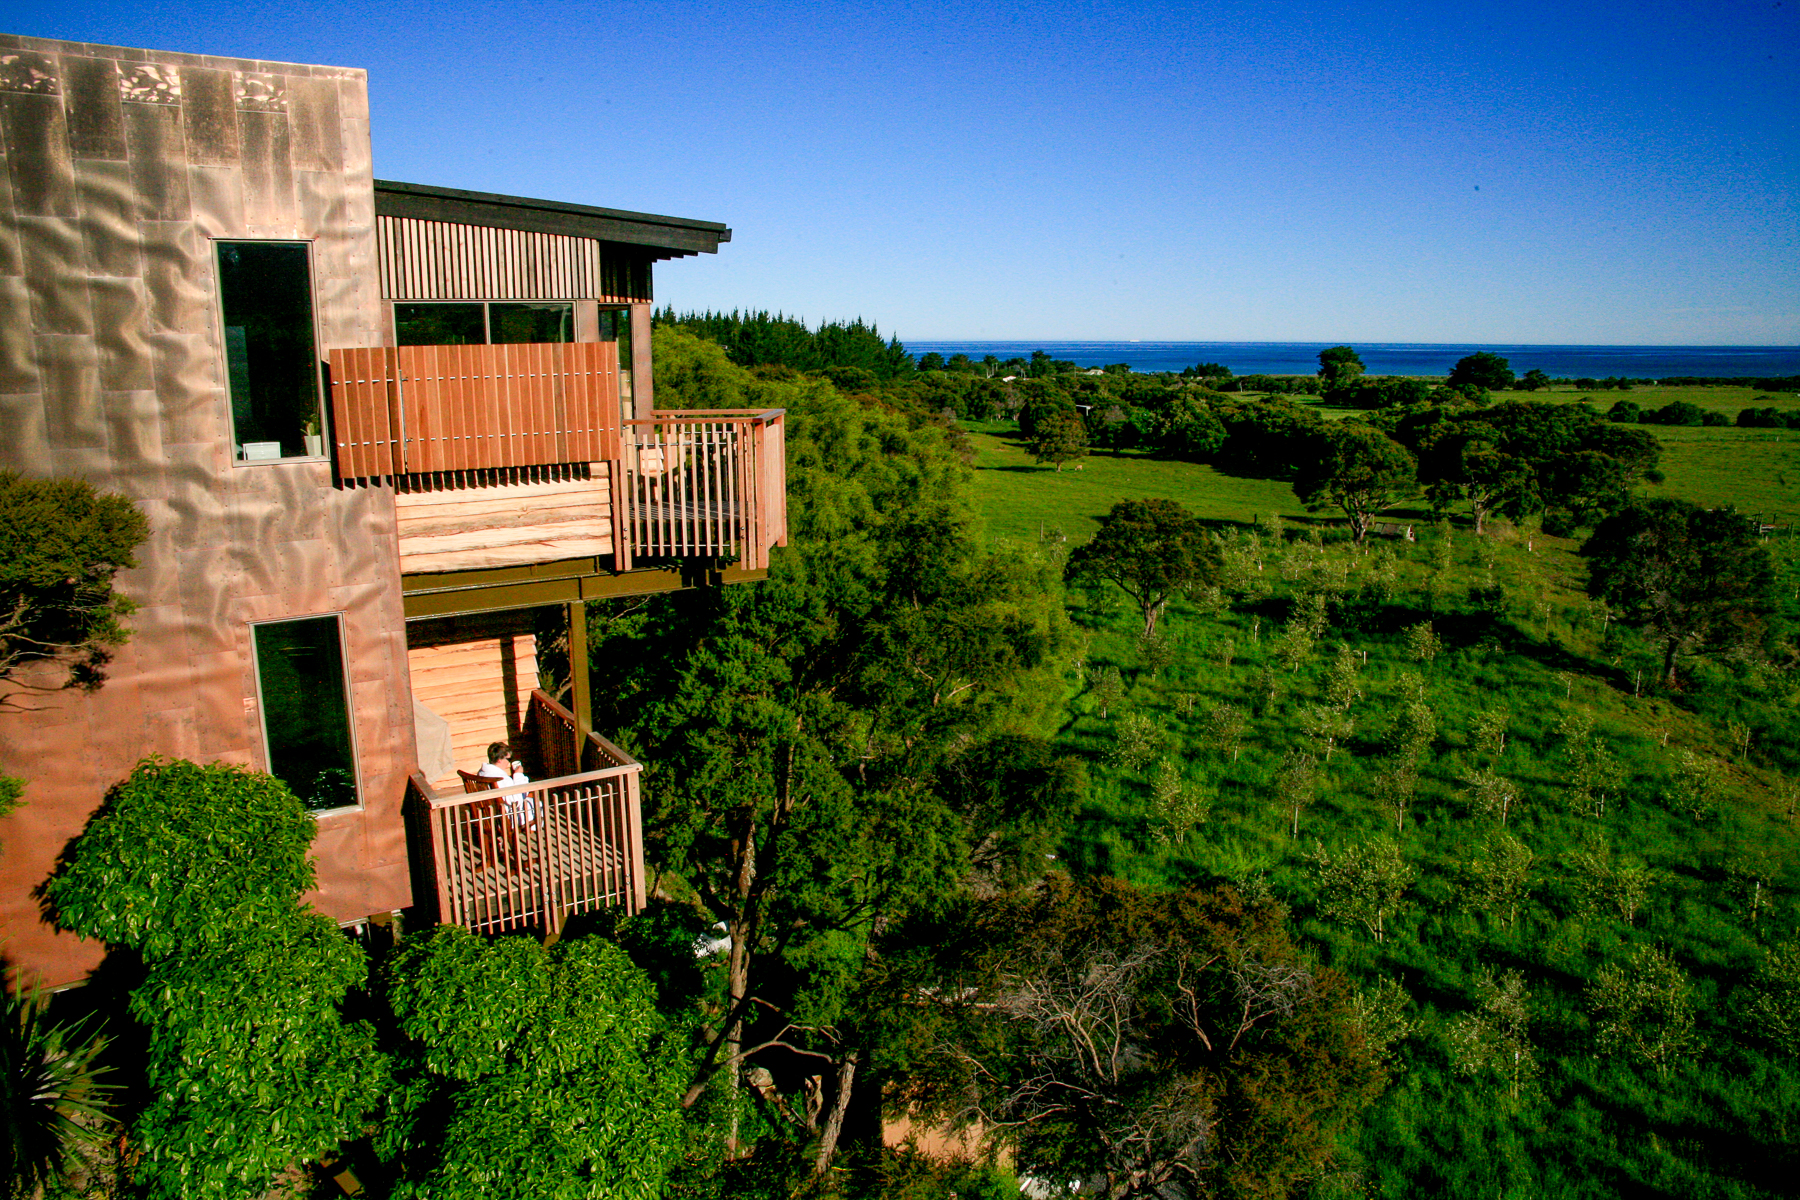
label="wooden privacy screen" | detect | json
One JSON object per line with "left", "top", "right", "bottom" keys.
{"left": 327, "top": 341, "right": 621, "bottom": 480}
{"left": 621, "top": 410, "right": 788, "bottom": 571}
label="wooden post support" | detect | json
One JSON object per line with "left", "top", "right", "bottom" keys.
{"left": 568, "top": 600, "right": 591, "bottom": 735}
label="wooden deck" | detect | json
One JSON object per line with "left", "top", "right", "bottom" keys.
{"left": 413, "top": 690, "right": 645, "bottom": 935}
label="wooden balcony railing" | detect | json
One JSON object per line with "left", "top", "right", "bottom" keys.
{"left": 327, "top": 342, "right": 622, "bottom": 480}
{"left": 328, "top": 344, "right": 788, "bottom": 574}
{"left": 621, "top": 409, "right": 788, "bottom": 570}
{"left": 415, "top": 690, "right": 644, "bottom": 936}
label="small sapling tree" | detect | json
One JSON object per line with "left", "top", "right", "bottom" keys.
{"left": 1588, "top": 945, "right": 1696, "bottom": 1077}
{"left": 1462, "top": 832, "right": 1533, "bottom": 929}
{"left": 1311, "top": 838, "right": 1413, "bottom": 944}
{"left": 1448, "top": 969, "right": 1537, "bottom": 1100}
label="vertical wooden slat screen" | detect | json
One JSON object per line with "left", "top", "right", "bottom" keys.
{"left": 327, "top": 347, "right": 405, "bottom": 478}
{"left": 621, "top": 409, "right": 786, "bottom": 570}
{"left": 327, "top": 341, "right": 621, "bottom": 481}
{"left": 375, "top": 214, "right": 653, "bottom": 303}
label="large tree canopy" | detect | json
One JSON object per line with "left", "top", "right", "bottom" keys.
{"left": 1398, "top": 401, "right": 1660, "bottom": 531}
{"left": 905, "top": 877, "right": 1381, "bottom": 1199}
{"left": 1292, "top": 424, "right": 1418, "bottom": 543}
{"left": 585, "top": 328, "right": 1076, "bottom": 1173}
{"left": 1581, "top": 499, "right": 1776, "bottom": 686}
{"left": 1066, "top": 498, "right": 1219, "bottom": 636}
{"left": 43, "top": 759, "right": 384, "bottom": 1200}
{"left": 1317, "top": 345, "right": 1366, "bottom": 390}
{"left": 1448, "top": 351, "right": 1515, "bottom": 392}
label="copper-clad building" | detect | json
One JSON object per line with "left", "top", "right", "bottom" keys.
{"left": 0, "top": 34, "right": 784, "bottom": 986}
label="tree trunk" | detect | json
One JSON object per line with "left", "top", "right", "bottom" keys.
{"left": 1143, "top": 597, "right": 1166, "bottom": 639}
{"left": 812, "top": 1050, "right": 859, "bottom": 1176}
{"left": 723, "top": 819, "right": 756, "bottom": 1158}
{"left": 1663, "top": 637, "right": 1680, "bottom": 689}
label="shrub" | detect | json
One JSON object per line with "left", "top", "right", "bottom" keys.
{"left": 43, "top": 758, "right": 384, "bottom": 1200}
{"left": 376, "top": 927, "right": 685, "bottom": 1198}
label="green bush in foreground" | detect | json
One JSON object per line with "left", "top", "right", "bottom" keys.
{"left": 43, "top": 758, "right": 384, "bottom": 1200}
{"left": 376, "top": 926, "right": 686, "bottom": 1200}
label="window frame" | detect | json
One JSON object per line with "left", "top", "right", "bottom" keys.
{"left": 393, "top": 299, "right": 590, "bottom": 347}
{"left": 248, "top": 611, "right": 363, "bottom": 817}
{"left": 213, "top": 238, "right": 330, "bottom": 467}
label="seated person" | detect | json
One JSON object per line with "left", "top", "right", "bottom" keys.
{"left": 477, "top": 742, "right": 535, "bottom": 825}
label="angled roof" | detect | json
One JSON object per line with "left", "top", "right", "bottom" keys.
{"left": 373, "top": 180, "right": 731, "bottom": 260}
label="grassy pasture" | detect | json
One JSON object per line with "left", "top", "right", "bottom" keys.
{"left": 966, "top": 394, "right": 1800, "bottom": 543}
{"left": 965, "top": 420, "right": 1312, "bottom": 543}
{"left": 964, "top": 389, "right": 1800, "bottom": 1196}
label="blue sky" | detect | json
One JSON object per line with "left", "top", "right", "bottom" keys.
{"left": 15, "top": 0, "right": 1798, "bottom": 343}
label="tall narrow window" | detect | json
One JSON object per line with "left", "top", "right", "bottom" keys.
{"left": 599, "top": 306, "right": 634, "bottom": 418}
{"left": 253, "top": 616, "right": 358, "bottom": 812}
{"left": 217, "top": 241, "right": 324, "bottom": 461}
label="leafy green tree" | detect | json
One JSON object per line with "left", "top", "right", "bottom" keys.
{"left": 913, "top": 878, "right": 1380, "bottom": 1199}
{"left": 1090, "top": 663, "right": 1125, "bottom": 718}
{"left": 1024, "top": 406, "right": 1089, "bottom": 471}
{"left": 1399, "top": 402, "right": 1659, "bottom": 531}
{"left": 1204, "top": 703, "right": 1246, "bottom": 763}
{"left": 1151, "top": 395, "right": 1227, "bottom": 461}
{"left": 1350, "top": 977, "right": 1418, "bottom": 1069}
{"left": 1448, "top": 969, "right": 1538, "bottom": 1099}
{"left": 1292, "top": 425, "right": 1417, "bottom": 543}
{"left": 1581, "top": 499, "right": 1776, "bottom": 687}
{"left": 1589, "top": 945, "right": 1696, "bottom": 1076}
{"left": 42, "top": 758, "right": 385, "bottom": 1200}
{"left": 0, "top": 984, "right": 113, "bottom": 1198}
{"left": 1462, "top": 767, "right": 1522, "bottom": 825}
{"left": 1311, "top": 838, "right": 1413, "bottom": 943}
{"left": 1317, "top": 345, "right": 1366, "bottom": 392}
{"left": 1463, "top": 832, "right": 1533, "bottom": 928}
{"left": 1275, "top": 749, "right": 1320, "bottom": 838}
{"left": 1065, "top": 498, "right": 1219, "bottom": 637}
{"left": 1111, "top": 712, "right": 1163, "bottom": 772}
{"left": 586, "top": 330, "right": 1074, "bottom": 1168}
{"left": 1149, "top": 758, "right": 1211, "bottom": 844}
{"left": 0, "top": 472, "right": 149, "bottom": 708}
{"left": 374, "top": 928, "right": 684, "bottom": 1198}
{"left": 1737, "top": 941, "right": 1800, "bottom": 1058}
{"left": 1519, "top": 368, "right": 1552, "bottom": 391}
{"left": 1448, "top": 351, "right": 1516, "bottom": 391}
{"left": 1567, "top": 839, "right": 1655, "bottom": 924}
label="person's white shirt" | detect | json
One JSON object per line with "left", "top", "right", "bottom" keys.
{"left": 477, "top": 760, "right": 535, "bottom": 825}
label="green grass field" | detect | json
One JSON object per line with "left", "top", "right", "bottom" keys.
{"left": 964, "top": 385, "right": 1800, "bottom": 1195}
{"left": 966, "top": 394, "right": 1800, "bottom": 544}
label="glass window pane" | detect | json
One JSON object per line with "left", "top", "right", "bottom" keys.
{"left": 254, "top": 616, "right": 357, "bottom": 812}
{"left": 217, "top": 242, "right": 322, "bottom": 460}
{"left": 490, "top": 302, "right": 574, "bottom": 344}
{"left": 599, "top": 306, "right": 634, "bottom": 418}
{"left": 395, "top": 302, "right": 487, "bottom": 346}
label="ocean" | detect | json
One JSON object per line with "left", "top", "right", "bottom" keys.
{"left": 901, "top": 342, "right": 1800, "bottom": 380}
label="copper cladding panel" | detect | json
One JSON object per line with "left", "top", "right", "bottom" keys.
{"left": 0, "top": 36, "right": 415, "bottom": 986}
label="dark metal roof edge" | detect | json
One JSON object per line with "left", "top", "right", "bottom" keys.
{"left": 375, "top": 180, "right": 731, "bottom": 245}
